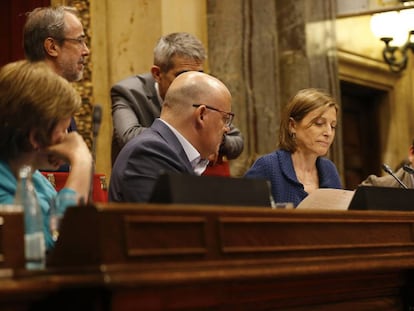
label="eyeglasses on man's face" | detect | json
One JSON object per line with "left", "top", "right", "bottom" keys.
{"left": 55, "top": 35, "right": 87, "bottom": 47}
{"left": 192, "top": 104, "right": 234, "bottom": 127}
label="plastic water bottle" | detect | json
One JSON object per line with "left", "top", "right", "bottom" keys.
{"left": 14, "top": 165, "right": 45, "bottom": 270}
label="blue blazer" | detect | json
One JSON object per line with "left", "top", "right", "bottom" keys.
{"left": 244, "top": 149, "right": 342, "bottom": 207}
{"left": 109, "top": 119, "right": 195, "bottom": 202}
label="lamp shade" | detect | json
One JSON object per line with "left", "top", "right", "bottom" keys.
{"left": 370, "top": 11, "right": 408, "bottom": 46}
{"left": 400, "top": 8, "right": 414, "bottom": 33}
{"left": 370, "top": 11, "right": 398, "bottom": 38}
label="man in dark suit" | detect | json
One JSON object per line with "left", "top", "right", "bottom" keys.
{"left": 109, "top": 71, "right": 233, "bottom": 202}
{"left": 110, "top": 32, "right": 243, "bottom": 175}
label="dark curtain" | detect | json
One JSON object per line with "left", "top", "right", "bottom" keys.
{"left": 0, "top": 0, "right": 50, "bottom": 67}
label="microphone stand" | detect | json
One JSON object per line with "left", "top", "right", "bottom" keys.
{"left": 382, "top": 163, "right": 408, "bottom": 189}
{"left": 89, "top": 105, "right": 102, "bottom": 204}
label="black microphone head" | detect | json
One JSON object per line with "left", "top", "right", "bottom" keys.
{"left": 93, "top": 105, "right": 102, "bottom": 124}
{"left": 381, "top": 163, "right": 392, "bottom": 174}
{"left": 403, "top": 164, "right": 414, "bottom": 175}
{"left": 92, "top": 105, "right": 102, "bottom": 137}
{"left": 382, "top": 163, "right": 408, "bottom": 189}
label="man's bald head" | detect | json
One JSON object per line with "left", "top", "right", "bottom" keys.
{"left": 160, "top": 71, "right": 232, "bottom": 159}
{"left": 162, "top": 71, "right": 231, "bottom": 117}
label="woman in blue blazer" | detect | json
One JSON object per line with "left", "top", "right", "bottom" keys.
{"left": 245, "top": 88, "right": 342, "bottom": 207}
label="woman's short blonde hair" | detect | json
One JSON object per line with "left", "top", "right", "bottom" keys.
{"left": 0, "top": 60, "right": 81, "bottom": 160}
{"left": 279, "top": 88, "right": 338, "bottom": 152}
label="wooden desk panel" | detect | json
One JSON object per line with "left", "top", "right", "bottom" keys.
{"left": 0, "top": 208, "right": 24, "bottom": 270}
{"left": 8, "top": 204, "right": 414, "bottom": 310}
{"left": 49, "top": 204, "right": 414, "bottom": 269}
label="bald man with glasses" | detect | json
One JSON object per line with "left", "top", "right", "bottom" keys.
{"left": 109, "top": 71, "right": 233, "bottom": 203}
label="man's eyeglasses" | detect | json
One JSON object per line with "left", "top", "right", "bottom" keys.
{"left": 56, "top": 36, "right": 87, "bottom": 46}
{"left": 192, "top": 104, "right": 234, "bottom": 127}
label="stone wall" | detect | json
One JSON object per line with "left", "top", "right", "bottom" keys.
{"left": 207, "top": 0, "right": 340, "bottom": 176}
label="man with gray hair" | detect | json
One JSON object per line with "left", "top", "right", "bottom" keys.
{"left": 23, "top": 6, "right": 90, "bottom": 83}
{"left": 23, "top": 6, "right": 90, "bottom": 172}
{"left": 110, "top": 32, "right": 243, "bottom": 175}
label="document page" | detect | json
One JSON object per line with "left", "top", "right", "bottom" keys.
{"left": 296, "top": 188, "right": 355, "bottom": 210}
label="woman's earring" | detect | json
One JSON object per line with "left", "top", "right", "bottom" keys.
{"left": 291, "top": 132, "right": 296, "bottom": 140}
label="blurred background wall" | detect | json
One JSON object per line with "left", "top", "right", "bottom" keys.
{"left": 3, "top": 0, "right": 414, "bottom": 190}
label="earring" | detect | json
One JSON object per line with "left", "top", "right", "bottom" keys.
{"left": 291, "top": 132, "right": 296, "bottom": 140}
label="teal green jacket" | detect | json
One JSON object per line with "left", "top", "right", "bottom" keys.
{"left": 0, "top": 160, "right": 76, "bottom": 250}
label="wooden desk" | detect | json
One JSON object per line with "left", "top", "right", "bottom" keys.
{"left": 7, "top": 204, "right": 414, "bottom": 310}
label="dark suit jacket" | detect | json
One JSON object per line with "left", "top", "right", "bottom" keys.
{"left": 109, "top": 119, "right": 195, "bottom": 203}
{"left": 111, "top": 73, "right": 161, "bottom": 164}
{"left": 110, "top": 73, "right": 244, "bottom": 166}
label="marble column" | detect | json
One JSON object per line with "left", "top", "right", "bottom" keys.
{"left": 207, "top": 0, "right": 281, "bottom": 176}
{"left": 207, "top": 0, "right": 342, "bottom": 177}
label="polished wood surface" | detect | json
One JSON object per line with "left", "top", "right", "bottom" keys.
{"left": 4, "top": 204, "right": 414, "bottom": 310}
{"left": 0, "top": 208, "right": 24, "bottom": 270}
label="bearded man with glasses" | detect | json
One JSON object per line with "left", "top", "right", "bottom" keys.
{"left": 23, "top": 6, "right": 90, "bottom": 84}
{"left": 23, "top": 6, "right": 90, "bottom": 172}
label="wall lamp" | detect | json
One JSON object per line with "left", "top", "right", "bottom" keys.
{"left": 371, "top": 8, "right": 414, "bottom": 73}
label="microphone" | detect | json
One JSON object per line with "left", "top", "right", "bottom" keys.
{"left": 382, "top": 163, "right": 408, "bottom": 189}
{"left": 403, "top": 164, "right": 414, "bottom": 175}
{"left": 92, "top": 105, "right": 102, "bottom": 140}
{"left": 89, "top": 105, "right": 103, "bottom": 203}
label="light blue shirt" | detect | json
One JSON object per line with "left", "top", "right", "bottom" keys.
{"left": 0, "top": 160, "right": 77, "bottom": 250}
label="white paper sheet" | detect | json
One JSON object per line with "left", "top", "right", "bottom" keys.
{"left": 296, "top": 188, "right": 355, "bottom": 210}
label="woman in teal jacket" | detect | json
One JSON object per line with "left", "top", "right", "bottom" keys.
{"left": 0, "top": 60, "right": 92, "bottom": 250}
